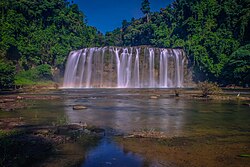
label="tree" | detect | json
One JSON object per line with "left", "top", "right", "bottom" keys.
{"left": 197, "top": 81, "right": 222, "bottom": 97}
{"left": 0, "top": 0, "right": 103, "bottom": 86}
{"left": 223, "top": 44, "right": 250, "bottom": 86}
{"left": 104, "top": 28, "right": 123, "bottom": 46}
{"left": 141, "top": 0, "right": 151, "bottom": 22}
{"left": 0, "top": 60, "right": 15, "bottom": 89}
{"left": 105, "top": 0, "right": 249, "bottom": 86}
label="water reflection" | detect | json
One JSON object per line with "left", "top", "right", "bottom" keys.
{"left": 82, "top": 138, "right": 144, "bottom": 167}
{"left": 2, "top": 89, "right": 248, "bottom": 136}
{"left": 64, "top": 96, "right": 187, "bottom": 135}
{"left": 62, "top": 89, "right": 250, "bottom": 136}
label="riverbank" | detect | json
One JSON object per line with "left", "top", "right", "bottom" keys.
{"left": 0, "top": 118, "right": 104, "bottom": 167}
{"left": 115, "top": 132, "right": 250, "bottom": 167}
{"left": 0, "top": 94, "right": 61, "bottom": 111}
{"left": 1, "top": 117, "right": 249, "bottom": 167}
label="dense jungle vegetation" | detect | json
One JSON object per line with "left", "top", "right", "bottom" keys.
{"left": 0, "top": 0, "right": 249, "bottom": 89}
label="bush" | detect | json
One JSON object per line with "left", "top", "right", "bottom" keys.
{"left": 197, "top": 81, "right": 222, "bottom": 97}
{"left": 0, "top": 60, "right": 15, "bottom": 89}
{"left": 36, "top": 64, "right": 53, "bottom": 80}
{"left": 15, "top": 64, "right": 52, "bottom": 85}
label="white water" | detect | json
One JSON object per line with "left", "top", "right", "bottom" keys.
{"left": 63, "top": 46, "right": 186, "bottom": 88}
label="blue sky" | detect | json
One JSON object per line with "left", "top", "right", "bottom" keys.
{"left": 72, "top": 0, "right": 174, "bottom": 34}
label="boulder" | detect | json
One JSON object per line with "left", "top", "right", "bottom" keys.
{"left": 16, "top": 96, "right": 24, "bottom": 100}
{"left": 73, "top": 105, "right": 87, "bottom": 110}
{"left": 150, "top": 96, "right": 158, "bottom": 99}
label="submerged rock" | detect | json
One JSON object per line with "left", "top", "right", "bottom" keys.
{"left": 242, "top": 103, "right": 250, "bottom": 107}
{"left": 150, "top": 96, "right": 158, "bottom": 99}
{"left": 2, "top": 99, "right": 16, "bottom": 103}
{"left": 16, "top": 96, "right": 24, "bottom": 100}
{"left": 73, "top": 105, "right": 87, "bottom": 110}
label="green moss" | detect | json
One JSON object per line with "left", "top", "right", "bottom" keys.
{"left": 0, "top": 129, "right": 23, "bottom": 138}
{"left": 238, "top": 154, "right": 250, "bottom": 158}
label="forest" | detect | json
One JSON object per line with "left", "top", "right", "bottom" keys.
{"left": 0, "top": 0, "right": 249, "bottom": 89}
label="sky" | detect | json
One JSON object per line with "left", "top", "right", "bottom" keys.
{"left": 72, "top": 0, "right": 174, "bottom": 34}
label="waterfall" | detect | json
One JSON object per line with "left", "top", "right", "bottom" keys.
{"left": 159, "top": 49, "right": 168, "bottom": 87}
{"left": 63, "top": 46, "right": 186, "bottom": 88}
{"left": 133, "top": 48, "right": 140, "bottom": 87}
{"left": 149, "top": 48, "right": 155, "bottom": 87}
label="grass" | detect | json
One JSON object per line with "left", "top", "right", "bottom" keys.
{"left": 15, "top": 77, "right": 55, "bottom": 86}
{"left": 14, "top": 64, "right": 55, "bottom": 87}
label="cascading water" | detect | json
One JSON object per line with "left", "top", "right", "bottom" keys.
{"left": 63, "top": 46, "right": 187, "bottom": 88}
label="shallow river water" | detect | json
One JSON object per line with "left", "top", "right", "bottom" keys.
{"left": 1, "top": 89, "right": 250, "bottom": 166}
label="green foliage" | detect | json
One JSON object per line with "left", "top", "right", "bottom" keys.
{"left": 1, "top": 0, "right": 249, "bottom": 86}
{"left": 0, "top": 60, "right": 15, "bottom": 89}
{"left": 141, "top": 0, "right": 150, "bottom": 15}
{"left": 197, "top": 81, "right": 222, "bottom": 97}
{"left": 36, "top": 64, "right": 53, "bottom": 80}
{"left": 223, "top": 44, "right": 250, "bottom": 86}
{"left": 15, "top": 64, "right": 52, "bottom": 85}
{"left": 105, "top": 0, "right": 249, "bottom": 85}
{"left": 141, "top": 0, "right": 151, "bottom": 22}
{"left": 0, "top": 0, "right": 102, "bottom": 84}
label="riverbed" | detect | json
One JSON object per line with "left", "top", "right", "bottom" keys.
{"left": 0, "top": 88, "right": 249, "bottom": 167}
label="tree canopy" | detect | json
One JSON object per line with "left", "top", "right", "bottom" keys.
{"left": 0, "top": 0, "right": 249, "bottom": 88}
{"left": 0, "top": 0, "right": 102, "bottom": 88}
{"left": 105, "top": 0, "right": 250, "bottom": 86}
{"left": 141, "top": 0, "right": 151, "bottom": 22}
